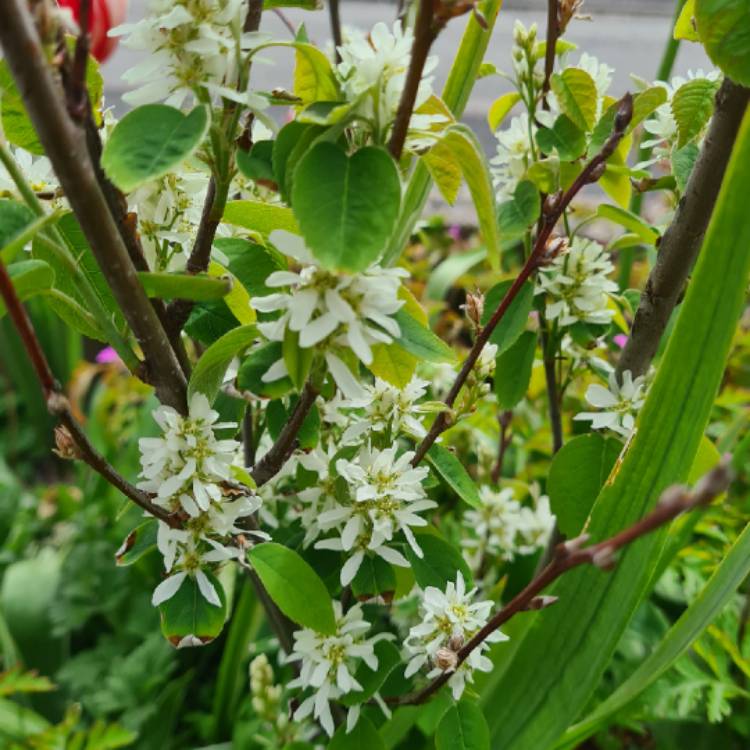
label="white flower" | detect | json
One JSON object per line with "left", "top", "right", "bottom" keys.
{"left": 109, "top": 0, "right": 266, "bottom": 107}
{"left": 491, "top": 113, "right": 534, "bottom": 200}
{"left": 252, "top": 230, "right": 407, "bottom": 399}
{"left": 138, "top": 392, "right": 240, "bottom": 517}
{"left": 537, "top": 239, "right": 618, "bottom": 327}
{"left": 315, "top": 445, "right": 435, "bottom": 585}
{"left": 287, "top": 602, "right": 386, "bottom": 736}
{"left": 475, "top": 342, "right": 499, "bottom": 381}
{"left": 0, "top": 147, "right": 61, "bottom": 207}
{"left": 336, "top": 22, "right": 439, "bottom": 142}
{"left": 514, "top": 494, "right": 556, "bottom": 555}
{"left": 342, "top": 376, "right": 429, "bottom": 443}
{"left": 404, "top": 573, "right": 508, "bottom": 700}
{"left": 574, "top": 370, "right": 647, "bottom": 437}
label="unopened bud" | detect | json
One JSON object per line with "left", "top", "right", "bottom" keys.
{"left": 523, "top": 595, "right": 559, "bottom": 611}
{"left": 543, "top": 191, "right": 563, "bottom": 216}
{"left": 560, "top": 533, "right": 590, "bottom": 556}
{"left": 53, "top": 425, "right": 80, "bottom": 460}
{"left": 614, "top": 93, "right": 634, "bottom": 132}
{"left": 448, "top": 633, "right": 465, "bottom": 651}
{"left": 586, "top": 162, "right": 607, "bottom": 184}
{"left": 542, "top": 236, "right": 568, "bottom": 264}
{"left": 435, "top": 647, "right": 459, "bottom": 672}
{"left": 464, "top": 290, "right": 485, "bottom": 328}
{"left": 592, "top": 545, "right": 617, "bottom": 570}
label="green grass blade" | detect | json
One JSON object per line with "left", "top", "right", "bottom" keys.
{"left": 483, "top": 107, "right": 750, "bottom": 749}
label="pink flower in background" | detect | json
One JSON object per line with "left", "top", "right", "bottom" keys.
{"left": 58, "top": 0, "right": 128, "bottom": 62}
{"left": 613, "top": 334, "right": 628, "bottom": 349}
{"left": 447, "top": 224, "right": 462, "bottom": 242}
{"left": 96, "top": 346, "right": 120, "bottom": 364}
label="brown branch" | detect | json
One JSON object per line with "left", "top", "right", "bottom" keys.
{"left": 542, "top": 0, "right": 559, "bottom": 107}
{"left": 0, "top": 258, "right": 180, "bottom": 527}
{"left": 388, "top": 0, "right": 441, "bottom": 160}
{"left": 251, "top": 381, "right": 319, "bottom": 486}
{"left": 411, "top": 93, "right": 634, "bottom": 466}
{"left": 490, "top": 411, "right": 512, "bottom": 484}
{"left": 394, "top": 457, "right": 734, "bottom": 706}
{"left": 328, "top": 0, "right": 343, "bottom": 63}
{"left": 616, "top": 78, "right": 750, "bottom": 380}
{"left": 0, "top": 0, "right": 188, "bottom": 412}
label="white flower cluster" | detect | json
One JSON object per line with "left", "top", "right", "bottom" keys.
{"left": 463, "top": 487, "right": 556, "bottom": 566}
{"left": 252, "top": 230, "right": 408, "bottom": 399}
{"left": 537, "top": 239, "right": 618, "bottom": 327}
{"left": 314, "top": 445, "right": 435, "bottom": 586}
{"left": 287, "top": 602, "right": 389, "bottom": 736}
{"left": 0, "top": 147, "right": 61, "bottom": 206}
{"left": 138, "top": 393, "right": 262, "bottom": 611}
{"left": 335, "top": 22, "right": 440, "bottom": 143}
{"left": 405, "top": 573, "right": 507, "bottom": 699}
{"left": 110, "top": 0, "right": 265, "bottom": 108}
{"left": 575, "top": 370, "right": 647, "bottom": 437}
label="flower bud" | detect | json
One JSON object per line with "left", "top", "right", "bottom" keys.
{"left": 464, "top": 290, "right": 485, "bottom": 329}
{"left": 435, "top": 647, "right": 459, "bottom": 672}
{"left": 53, "top": 425, "right": 81, "bottom": 460}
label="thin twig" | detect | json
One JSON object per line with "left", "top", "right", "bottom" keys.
{"left": 411, "top": 93, "right": 634, "bottom": 466}
{"left": 0, "top": 0, "right": 188, "bottom": 412}
{"left": 251, "top": 381, "right": 319, "bottom": 486}
{"left": 388, "top": 0, "right": 440, "bottom": 160}
{"left": 491, "top": 411, "right": 512, "bottom": 484}
{"left": 0, "top": 259, "right": 179, "bottom": 527}
{"left": 328, "top": 0, "right": 343, "bottom": 63}
{"left": 542, "top": 0, "right": 559, "bottom": 108}
{"left": 616, "top": 78, "right": 749, "bottom": 380}
{"left": 393, "top": 458, "right": 734, "bottom": 706}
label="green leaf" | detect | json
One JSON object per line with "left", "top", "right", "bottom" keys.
{"left": 43, "top": 288, "right": 105, "bottom": 340}
{"left": 406, "top": 530, "right": 473, "bottom": 590}
{"left": 596, "top": 204, "right": 660, "bottom": 244}
{"left": 188, "top": 324, "right": 258, "bottom": 403}
{"left": 695, "top": 0, "right": 750, "bottom": 86}
{"left": 422, "top": 140, "right": 463, "bottom": 206}
{"left": 330, "top": 715, "right": 385, "bottom": 750}
{"left": 560, "top": 519, "right": 750, "bottom": 748}
{"left": 427, "top": 125, "right": 501, "bottom": 268}
{"left": 547, "top": 433, "right": 623, "bottom": 538}
{"left": 629, "top": 86, "right": 669, "bottom": 132}
{"left": 487, "top": 91, "right": 522, "bottom": 132}
{"left": 185, "top": 300, "right": 237, "bottom": 346}
{"left": 264, "top": 0, "right": 321, "bottom": 8}
{"left": 158, "top": 571, "right": 227, "bottom": 647}
{"left": 427, "top": 444, "right": 482, "bottom": 508}
{"left": 480, "top": 279, "right": 535, "bottom": 353}
{"left": 237, "top": 342, "right": 294, "bottom": 398}
{"left": 137, "top": 271, "right": 232, "bottom": 301}
{"left": 674, "top": 0, "right": 699, "bottom": 40}
{"left": 393, "top": 309, "right": 455, "bottom": 363}
{"left": 0, "top": 667, "right": 55, "bottom": 697}
{"left": 101, "top": 105, "right": 210, "bottom": 192}
{"left": 340, "top": 640, "right": 402, "bottom": 707}
{"left": 292, "top": 143, "right": 401, "bottom": 272}
{"left": 672, "top": 142, "right": 700, "bottom": 193}
{"left": 236, "top": 140, "right": 275, "bottom": 183}
{"left": 351, "top": 556, "right": 397, "bottom": 601}
{"left": 272, "top": 121, "right": 326, "bottom": 202}
{"left": 494, "top": 330, "right": 537, "bottom": 409}
{"left": 671, "top": 77, "right": 719, "bottom": 148}
{"left": 497, "top": 181, "right": 541, "bottom": 241}
{"left": 436, "top": 700, "right": 490, "bottom": 750}
{"left": 0, "top": 259, "right": 54, "bottom": 316}
{"left": 267, "top": 397, "right": 319, "bottom": 450}
{"left": 115, "top": 520, "right": 158, "bottom": 567}
{"left": 293, "top": 43, "right": 341, "bottom": 103}
{"left": 484, "top": 108, "right": 750, "bottom": 750}
{"left": 550, "top": 68, "right": 598, "bottom": 131}
{"left": 0, "top": 199, "right": 34, "bottom": 260}
{"left": 368, "top": 342, "right": 417, "bottom": 388}
{"left": 214, "top": 237, "right": 285, "bottom": 296}
{"left": 536, "top": 115, "right": 587, "bottom": 161}
{"left": 248, "top": 543, "right": 336, "bottom": 634}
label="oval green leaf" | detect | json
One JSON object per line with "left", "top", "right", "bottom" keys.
{"left": 436, "top": 700, "right": 490, "bottom": 750}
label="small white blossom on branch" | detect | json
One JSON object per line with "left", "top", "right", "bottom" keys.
{"left": 575, "top": 369, "right": 647, "bottom": 437}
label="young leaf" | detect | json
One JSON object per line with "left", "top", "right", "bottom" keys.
{"left": 487, "top": 91, "right": 522, "bottom": 132}
{"left": 536, "top": 115, "right": 587, "bottom": 161}
{"left": 393, "top": 310, "right": 455, "bottom": 363}
{"left": 368, "top": 342, "right": 417, "bottom": 389}
{"left": 188, "top": 324, "right": 258, "bottom": 403}
{"left": 427, "top": 125, "right": 501, "bottom": 268}
{"left": 137, "top": 272, "right": 232, "bottom": 302}
{"left": 547, "top": 433, "right": 623, "bottom": 537}
{"left": 223, "top": 200, "right": 299, "bottom": 238}
{"left": 671, "top": 77, "right": 719, "bottom": 148}
{"left": 329, "top": 715, "right": 385, "bottom": 750}
{"left": 695, "top": 0, "right": 750, "bottom": 86}
{"left": 628, "top": 86, "right": 669, "bottom": 133}
{"left": 596, "top": 204, "right": 660, "bottom": 244}
{"left": 672, "top": 142, "right": 701, "bottom": 193}
{"left": 115, "top": 520, "right": 158, "bottom": 567}
{"left": 485, "top": 109, "right": 750, "bottom": 750}
{"left": 480, "top": 279, "right": 534, "bottom": 353}
{"left": 406, "top": 531, "right": 473, "bottom": 590}
{"left": 494, "top": 330, "right": 537, "bottom": 409}
{"left": 436, "top": 700, "right": 490, "bottom": 750}
{"left": 674, "top": 0, "right": 699, "bottom": 41}
{"left": 293, "top": 43, "right": 341, "bottom": 103}
{"left": 497, "top": 181, "right": 541, "bottom": 241}
{"left": 550, "top": 68, "right": 598, "bottom": 131}
{"left": 101, "top": 105, "right": 209, "bottom": 192}
{"left": 292, "top": 143, "right": 401, "bottom": 272}
{"left": 427, "top": 444, "right": 482, "bottom": 509}
{"left": 248, "top": 543, "right": 336, "bottom": 634}
{"left": 158, "top": 571, "right": 227, "bottom": 647}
